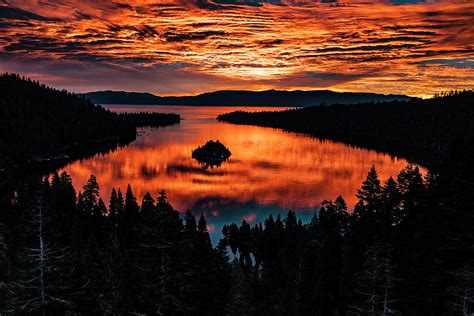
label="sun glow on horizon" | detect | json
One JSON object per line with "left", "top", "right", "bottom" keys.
{"left": 0, "top": 0, "right": 472, "bottom": 97}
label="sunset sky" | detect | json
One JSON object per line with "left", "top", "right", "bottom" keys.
{"left": 0, "top": 0, "right": 472, "bottom": 97}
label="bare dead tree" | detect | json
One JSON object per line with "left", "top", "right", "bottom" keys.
{"left": 4, "top": 192, "right": 72, "bottom": 315}
{"left": 448, "top": 266, "right": 474, "bottom": 316}
{"left": 351, "top": 242, "right": 399, "bottom": 316}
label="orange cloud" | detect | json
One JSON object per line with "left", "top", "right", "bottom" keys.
{"left": 0, "top": 0, "right": 472, "bottom": 96}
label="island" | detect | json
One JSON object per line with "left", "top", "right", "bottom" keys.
{"left": 192, "top": 140, "right": 232, "bottom": 168}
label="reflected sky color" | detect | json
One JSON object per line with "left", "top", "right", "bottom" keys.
{"left": 0, "top": 0, "right": 472, "bottom": 97}
{"left": 62, "top": 106, "right": 425, "bottom": 241}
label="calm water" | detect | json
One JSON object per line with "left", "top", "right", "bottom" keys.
{"left": 63, "top": 106, "right": 423, "bottom": 242}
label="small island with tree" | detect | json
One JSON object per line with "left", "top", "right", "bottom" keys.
{"left": 192, "top": 140, "right": 232, "bottom": 168}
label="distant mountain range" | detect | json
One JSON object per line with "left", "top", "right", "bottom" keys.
{"left": 83, "top": 89, "right": 413, "bottom": 107}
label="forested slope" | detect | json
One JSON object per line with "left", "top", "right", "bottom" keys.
{"left": 0, "top": 74, "right": 180, "bottom": 170}
{"left": 218, "top": 91, "right": 474, "bottom": 166}
{"left": 1, "top": 155, "right": 473, "bottom": 314}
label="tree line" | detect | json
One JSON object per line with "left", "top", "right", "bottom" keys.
{"left": 1, "top": 75, "right": 473, "bottom": 314}
{"left": 118, "top": 112, "right": 180, "bottom": 128}
{"left": 0, "top": 156, "right": 473, "bottom": 314}
{"left": 0, "top": 172, "right": 229, "bottom": 315}
{"left": 218, "top": 90, "right": 474, "bottom": 167}
{"left": 0, "top": 74, "right": 180, "bottom": 170}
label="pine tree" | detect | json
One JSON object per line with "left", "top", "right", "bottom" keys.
{"left": 184, "top": 209, "right": 197, "bottom": 234}
{"left": 81, "top": 175, "right": 104, "bottom": 244}
{"left": 108, "top": 188, "right": 120, "bottom": 252}
{"left": 122, "top": 184, "right": 139, "bottom": 254}
{"left": 351, "top": 243, "right": 398, "bottom": 316}
{"left": 82, "top": 175, "right": 100, "bottom": 212}
{"left": 355, "top": 165, "right": 382, "bottom": 217}
{"left": 216, "top": 238, "right": 231, "bottom": 267}
{"left": 397, "top": 164, "right": 424, "bottom": 208}
{"left": 96, "top": 248, "right": 123, "bottom": 315}
{"left": 382, "top": 177, "right": 402, "bottom": 227}
{"left": 114, "top": 189, "right": 126, "bottom": 252}
{"left": 5, "top": 189, "right": 73, "bottom": 315}
{"left": 71, "top": 236, "right": 103, "bottom": 314}
{"left": 448, "top": 266, "right": 474, "bottom": 316}
{"left": 140, "top": 192, "right": 155, "bottom": 218}
{"left": 136, "top": 190, "right": 185, "bottom": 314}
{"left": 72, "top": 192, "right": 86, "bottom": 252}
{"left": 188, "top": 213, "right": 221, "bottom": 314}
{"left": 297, "top": 215, "right": 321, "bottom": 316}
{"left": 347, "top": 168, "right": 386, "bottom": 294}
{"left": 226, "top": 263, "right": 256, "bottom": 316}
{"left": 95, "top": 247, "right": 141, "bottom": 315}
{"left": 313, "top": 197, "right": 349, "bottom": 315}
{"left": 53, "top": 172, "right": 77, "bottom": 245}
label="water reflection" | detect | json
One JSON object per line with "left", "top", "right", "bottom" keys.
{"left": 62, "top": 106, "right": 424, "bottom": 242}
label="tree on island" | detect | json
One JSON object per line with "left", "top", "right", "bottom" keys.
{"left": 192, "top": 140, "right": 232, "bottom": 169}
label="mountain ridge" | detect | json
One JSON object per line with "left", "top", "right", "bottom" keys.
{"left": 83, "top": 89, "right": 413, "bottom": 107}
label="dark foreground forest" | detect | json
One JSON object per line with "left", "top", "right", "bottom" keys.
{"left": 0, "top": 151, "right": 473, "bottom": 315}
{"left": 218, "top": 91, "right": 474, "bottom": 167}
{"left": 0, "top": 74, "right": 180, "bottom": 170}
{"left": 1, "top": 75, "right": 473, "bottom": 315}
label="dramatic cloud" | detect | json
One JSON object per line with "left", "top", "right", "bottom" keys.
{"left": 0, "top": 0, "right": 472, "bottom": 96}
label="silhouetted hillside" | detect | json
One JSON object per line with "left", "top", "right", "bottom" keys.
{"left": 218, "top": 91, "right": 474, "bottom": 166}
{"left": 84, "top": 89, "right": 412, "bottom": 106}
{"left": 0, "top": 74, "right": 180, "bottom": 169}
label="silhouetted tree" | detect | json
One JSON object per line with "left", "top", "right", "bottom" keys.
{"left": 121, "top": 184, "right": 139, "bottom": 255}
{"left": 351, "top": 243, "right": 399, "bottom": 316}
{"left": 448, "top": 266, "right": 474, "bottom": 316}
{"left": 4, "top": 188, "right": 72, "bottom": 315}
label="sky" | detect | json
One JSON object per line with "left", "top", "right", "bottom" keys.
{"left": 0, "top": 0, "right": 473, "bottom": 97}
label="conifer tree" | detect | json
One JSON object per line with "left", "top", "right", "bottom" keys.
{"left": 348, "top": 168, "right": 385, "bottom": 292}
{"left": 448, "top": 266, "right": 474, "bottom": 316}
{"left": 122, "top": 184, "right": 139, "bottom": 254}
{"left": 397, "top": 164, "right": 424, "bottom": 208}
{"left": 226, "top": 263, "right": 256, "bottom": 316}
{"left": 355, "top": 165, "right": 382, "bottom": 216}
{"left": 72, "top": 192, "right": 86, "bottom": 252}
{"left": 351, "top": 243, "right": 398, "bottom": 316}
{"left": 71, "top": 236, "right": 103, "bottom": 314}
{"left": 137, "top": 190, "right": 185, "bottom": 314}
{"left": 313, "top": 198, "right": 348, "bottom": 315}
{"left": 140, "top": 192, "right": 155, "bottom": 218}
{"left": 108, "top": 188, "right": 120, "bottom": 252}
{"left": 54, "top": 172, "right": 77, "bottom": 245}
{"left": 80, "top": 175, "right": 104, "bottom": 244}
{"left": 184, "top": 209, "right": 197, "bottom": 234}
{"left": 188, "top": 213, "right": 221, "bottom": 314}
{"left": 5, "top": 189, "right": 73, "bottom": 315}
{"left": 82, "top": 175, "right": 100, "bottom": 212}
{"left": 382, "top": 177, "right": 402, "bottom": 227}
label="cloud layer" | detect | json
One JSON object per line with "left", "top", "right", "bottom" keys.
{"left": 0, "top": 0, "right": 473, "bottom": 96}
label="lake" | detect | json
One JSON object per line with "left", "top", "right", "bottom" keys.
{"left": 63, "top": 105, "right": 423, "bottom": 242}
